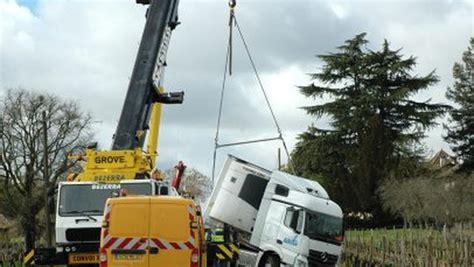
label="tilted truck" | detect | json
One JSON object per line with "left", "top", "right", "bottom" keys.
{"left": 205, "top": 155, "right": 344, "bottom": 267}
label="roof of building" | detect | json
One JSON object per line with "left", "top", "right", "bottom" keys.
{"left": 429, "top": 149, "right": 457, "bottom": 169}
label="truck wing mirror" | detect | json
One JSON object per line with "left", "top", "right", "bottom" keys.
{"left": 289, "top": 210, "right": 298, "bottom": 231}
{"left": 289, "top": 209, "right": 303, "bottom": 234}
{"left": 159, "top": 186, "right": 169, "bottom": 195}
{"left": 295, "top": 210, "right": 304, "bottom": 234}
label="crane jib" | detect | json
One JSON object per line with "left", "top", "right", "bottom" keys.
{"left": 112, "top": 0, "right": 181, "bottom": 151}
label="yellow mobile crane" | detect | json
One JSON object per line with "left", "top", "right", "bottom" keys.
{"left": 31, "top": 0, "right": 184, "bottom": 265}
{"left": 73, "top": 0, "right": 182, "bottom": 183}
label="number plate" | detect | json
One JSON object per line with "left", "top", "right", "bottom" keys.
{"left": 113, "top": 254, "right": 144, "bottom": 260}
{"left": 68, "top": 253, "right": 100, "bottom": 264}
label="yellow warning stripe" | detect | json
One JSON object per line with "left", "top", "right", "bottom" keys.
{"left": 23, "top": 249, "right": 34, "bottom": 264}
{"left": 229, "top": 243, "right": 239, "bottom": 253}
{"left": 216, "top": 253, "right": 226, "bottom": 260}
{"left": 218, "top": 244, "right": 233, "bottom": 258}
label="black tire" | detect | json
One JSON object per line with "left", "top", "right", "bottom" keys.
{"left": 260, "top": 254, "right": 280, "bottom": 267}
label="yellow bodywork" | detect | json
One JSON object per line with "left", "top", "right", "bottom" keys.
{"left": 71, "top": 94, "right": 164, "bottom": 183}
{"left": 101, "top": 196, "right": 207, "bottom": 267}
{"left": 146, "top": 89, "right": 164, "bottom": 168}
{"left": 73, "top": 148, "right": 154, "bottom": 182}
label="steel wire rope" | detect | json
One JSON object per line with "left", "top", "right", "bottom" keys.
{"left": 233, "top": 16, "right": 295, "bottom": 173}
{"left": 212, "top": 27, "right": 232, "bottom": 183}
{"left": 212, "top": 12, "right": 295, "bottom": 184}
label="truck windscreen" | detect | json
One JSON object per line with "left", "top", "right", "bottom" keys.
{"left": 304, "top": 210, "right": 343, "bottom": 245}
{"left": 59, "top": 183, "right": 152, "bottom": 216}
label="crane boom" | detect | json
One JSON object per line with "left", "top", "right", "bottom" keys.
{"left": 113, "top": 0, "right": 182, "bottom": 150}
{"left": 70, "top": 0, "right": 183, "bottom": 182}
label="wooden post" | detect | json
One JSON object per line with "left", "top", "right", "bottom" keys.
{"left": 369, "top": 231, "right": 373, "bottom": 264}
{"left": 42, "top": 109, "right": 53, "bottom": 267}
{"left": 356, "top": 235, "right": 360, "bottom": 262}
{"left": 465, "top": 238, "right": 471, "bottom": 267}
{"left": 382, "top": 235, "right": 386, "bottom": 266}
{"left": 427, "top": 236, "right": 432, "bottom": 267}
{"left": 395, "top": 229, "right": 399, "bottom": 266}
{"left": 410, "top": 228, "right": 414, "bottom": 264}
{"left": 42, "top": 110, "right": 52, "bottom": 249}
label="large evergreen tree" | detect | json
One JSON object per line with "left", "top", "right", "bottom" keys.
{"left": 293, "top": 33, "right": 450, "bottom": 220}
{"left": 445, "top": 38, "right": 474, "bottom": 172}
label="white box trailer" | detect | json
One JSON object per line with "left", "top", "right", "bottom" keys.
{"left": 205, "top": 155, "right": 344, "bottom": 267}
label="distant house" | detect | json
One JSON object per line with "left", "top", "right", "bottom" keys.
{"left": 429, "top": 149, "right": 457, "bottom": 169}
{"left": 426, "top": 149, "right": 462, "bottom": 180}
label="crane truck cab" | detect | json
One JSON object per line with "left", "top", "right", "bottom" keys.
{"left": 35, "top": 179, "right": 177, "bottom": 265}
{"left": 99, "top": 196, "right": 206, "bottom": 267}
{"left": 205, "top": 155, "right": 344, "bottom": 267}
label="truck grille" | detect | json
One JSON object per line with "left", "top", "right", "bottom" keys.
{"left": 308, "top": 250, "right": 338, "bottom": 267}
{"left": 66, "top": 228, "right": 101, "bottom": 242}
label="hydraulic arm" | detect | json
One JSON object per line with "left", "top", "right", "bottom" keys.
{"left": 71, "top": 0, "right": 183, "bottom": 182}
{"left": 113, "top": 0, "right": 182, "bottom": 150}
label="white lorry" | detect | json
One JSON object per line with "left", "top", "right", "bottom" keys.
{"left": 205, "top": 155, "right": 344, "bottom": 267}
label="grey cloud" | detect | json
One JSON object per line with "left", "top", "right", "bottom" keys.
{"left": 1, "top": 0, "right": 472, "bottom": 175}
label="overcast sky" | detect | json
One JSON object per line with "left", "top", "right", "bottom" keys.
{"left": 1, "top": 0, "right": 472, "bottom": 178}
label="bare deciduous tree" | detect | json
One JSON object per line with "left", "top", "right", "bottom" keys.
{"left": 162, "top": 166, "right": 212, "bottom": 203}
{"left": 379, "top": 173, "right": 474, "bottom": 228}
{"left": 0, "top": 89, "right": 92, "bottom": 251}
{"left": 180, "top": 168, "right": 212, "bottom": 203}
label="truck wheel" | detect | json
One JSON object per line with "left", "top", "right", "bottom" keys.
{"left": 260, "top": 254, "right": 280, "bottom": 267}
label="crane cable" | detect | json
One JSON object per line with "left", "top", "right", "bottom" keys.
{"left": 212, "top": 1, "right": 295, "bottom": 183}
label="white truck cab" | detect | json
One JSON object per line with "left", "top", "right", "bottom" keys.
{"left": 206, "top": 155, "right": 343, "bottom": 266}
{"left": 36, "top": 179, "right": 177, "bottom": 265}
{"left": 56, "top": 179, "right": 177, "bottom": 245}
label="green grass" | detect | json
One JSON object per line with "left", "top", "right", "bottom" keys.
{"left": 346, "top": 226, "right": 473, "bottom": 242}
{"left": 0, "top": 262, "right": 66, "bottom": 267}
{"left": 341, "top": 227, "right": 473, "bottom": 266}
{"left": 0, "top": 261, "right": 23, "bottom": 267}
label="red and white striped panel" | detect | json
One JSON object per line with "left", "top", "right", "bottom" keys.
{"left": 101, "top": 204, "right": 197, "bottom": 251}
{"left": 150, "top": 237, "right": 195, "bottom": 250}
{"left": 103, "top": 236, "right": 149, "bottom": 250}
{"left": 104, "top": 203, "right": 112, "bottom": 221}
